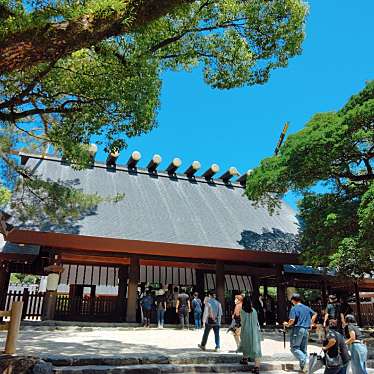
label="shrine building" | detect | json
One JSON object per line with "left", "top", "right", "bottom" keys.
{"left": 0, "top": 150, "right": 373, "bottom": 324}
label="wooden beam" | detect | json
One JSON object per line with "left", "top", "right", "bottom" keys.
{"left": 8, "top": 229, "right": 300, "bottom": 265}
{"left": 60, "top": 254, "right": 130, "bottom": 266}
{"left": 46, "top": 248, "right": 281, "bottom": 275}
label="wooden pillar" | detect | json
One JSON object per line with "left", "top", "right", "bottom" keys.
{"left": 263, "top": 281, "right": 268, "bottom": 297}
{"left": 251, "top": 275, "right": 260, "bottom": 310}
{"left": 126, "top": 256, "right": 140, "bottom": 323}
{"left": 116, "top": 265, "right": 128, "bottom": 322}
{"left": 0, "top": 265, "right": 10, "bottom": 322}
{"left": 42, "top": 291, "right": 57, "bottom": 320}
{"left": 354, "top": 281, "right": 362, "bottom": 327}
{"left": 216, "top": 261, "right": 225, "bottom": 323}
{"left": 41, "top": 272, "right": 60, "bottom": 320}
{"left": 21, "top": 288, "right": 29, "bottom": 320}
{"left": 276, "top": 265, "right": 287, "bottom": 323}
{"left": 195, "top": 269, "right": 205, "bottom": 300}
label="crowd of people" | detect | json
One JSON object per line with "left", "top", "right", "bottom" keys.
{"left": 284, "top": 293, "right": 368, "bottom": 374}
{"left": 138, "top": 286, "right": 369, "bottom": 374}
{"left": 138, "top": 286, "right": 263, "bottom": 373}
{"left": 138, "top": 285, "right": 204, "bottom": 329}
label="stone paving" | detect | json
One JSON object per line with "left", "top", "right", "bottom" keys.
{"left": 0, "top": 325, "right": 319, "bottom": 360}
{"left": 1, "top": 326, "right": 374, "bottom": 373}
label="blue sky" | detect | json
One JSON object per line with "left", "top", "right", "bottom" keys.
{"left": 104, "top": 1, "right": 373, "bottom": 209}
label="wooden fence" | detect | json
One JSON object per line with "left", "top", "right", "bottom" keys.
{"left": 350, "top": 302, "right": 374, "bottom": 326}
{"left": 55, "top": 295, "right": 119, "bottom": 322}
{"left": 5, "top": 290, "right": 45, "bottom": 320}
{"left": 309, "top": 302, "right": 374, "bottom": 327}
{"left": 4, "top": 289, "right": 374, "bottom": 325}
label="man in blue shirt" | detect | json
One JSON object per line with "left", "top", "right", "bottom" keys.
{"left": 198, "top": 290, "right": 223, "bottom": 352}
{"left": 283, "top": 293, "right": 317, "bottom": 372}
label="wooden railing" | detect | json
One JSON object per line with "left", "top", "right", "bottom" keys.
{"left": 5, "top": 290, "right": 45, "bottom": 320}
{"left": 309, "top": 302, "right": 374, "bottom": 327}
{"left": 55, "top": 295, "right": 119, "bottom": 321}
{"left": 350, "top": 302, "right": 374, "bottom": 326}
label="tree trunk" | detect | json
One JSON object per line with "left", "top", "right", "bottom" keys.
{"left": 0, "top": 0, "right": 191, "bottom": 75}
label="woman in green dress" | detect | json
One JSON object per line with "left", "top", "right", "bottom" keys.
{"left": 238, "top": 295, "right": 262, "bottom": 373}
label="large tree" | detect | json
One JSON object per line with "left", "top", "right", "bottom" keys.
{"left": 0, "top": 0, "right": 190, "bottom": 74}
{"left": 245, "top": 82, "right": 374, "bottom": 277}
{"left": 0, "top": 0, "right": 307, "bottom": 228}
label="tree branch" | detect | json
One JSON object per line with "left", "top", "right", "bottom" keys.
{"left": 150, "top": 21, "right": 245, "bottom": 54}
{"left": 0, "top": 0, "right": 194, "bottom": 75}
{"left": 0, "top": 62, "right": 55, "bottom": 110}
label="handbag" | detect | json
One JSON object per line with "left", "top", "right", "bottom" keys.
{"left": 324, "top": 351, "right": 342, "bottom": 369}
{"left": 309, "top": 352, "right": 324, "bottom": 374}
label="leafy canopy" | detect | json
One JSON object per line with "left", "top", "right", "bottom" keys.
{"left": 245, "top": 82, "right": 374, "bottom": 277}
{"left": 0, "top": 0, "right": 307, "bottom": 224}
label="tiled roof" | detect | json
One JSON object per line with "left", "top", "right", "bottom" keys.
{"left": 11, "top": 154, "right": 300, "bottom": 253}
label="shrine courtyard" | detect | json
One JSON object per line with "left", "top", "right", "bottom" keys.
{"left": 0, "top": 324, "right": 373, "bottom": 362}
{"left": 1, "top": 324, "right": 374, "bottom": 373}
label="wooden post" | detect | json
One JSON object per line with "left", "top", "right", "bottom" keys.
{"left": 354, "top": 281, "right": 362, "bottom": 327}
{"left": 126, "top": 256, "right": 139, "bottom": 323}
{"left": 251, "top": 275, "right": 260, "bottom": 311}
{"left": 42, "top": 291, "right": 57, "bottom": 320}
{"left": 117, "top": 265, "right": 129, "bottom": 321}
{"left": 5, "top": 301, "right": 23, "bottom": 354}
{"left": 21, "top": 288, "right": 29, "bottom": 320}
{"left": 263, "top": 281, "right": 268, "bottom": 297}
{"left": 0, "top": 265, "right": 10, "bottom": 322}
{"left": 276, "top": 265, "right": 287, "bottom": 324}
{"left": 195, "top": 269, "right": 205, "bottom": 300}
{"left": 216, "top": 261, "right": 225, "bottom": 323}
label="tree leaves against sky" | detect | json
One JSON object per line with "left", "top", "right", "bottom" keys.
{"left": 0, "top": 0, "right": 307, "bottom": 224}
{"left": 245, "top": 81, "right": 374, "bottom": 277}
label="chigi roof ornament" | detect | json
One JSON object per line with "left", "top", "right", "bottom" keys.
{"left": 220, "top": 167, "right": 240, "bottom": 183}
{"left": 127, "top": 151, "right": 141, "bottom": 169}
{"left": 147, "top": 154, "right": 162, "bottom": 173}
{"left": 88, "top": 143, "right": 98, "bottom": 161}
{"left": 237, "top": 169, "right": 252, "bottom": 186}
{"left": 202, "top": 163, "right": 220, "bottom": 180}
{"left": 166, "top": 158, "right": 182, "bottom": 175}
{"left": 184, "top": 161, "right": 201, "bottom": 178}
{"left": 106, "top": 149, "right": 120, "bottom": 168}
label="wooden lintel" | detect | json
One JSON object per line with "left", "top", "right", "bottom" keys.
{"left": 52, "top": 248, "right": 281, "bottom": 274}
{"left": 60, "top": 254, "right": 130, "bottom": 266}
{"left": 7, "top": 229, "right": 300, "bottom": 265}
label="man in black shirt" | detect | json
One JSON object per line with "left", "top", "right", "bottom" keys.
{"left": 176, "top": 287, "right": 191, "bottom": 329}
{"left": 322, "top": 320, "right": 350, "bottom": 374}
{"left": 324, "top": 294, "right": 342, "bottom": 331}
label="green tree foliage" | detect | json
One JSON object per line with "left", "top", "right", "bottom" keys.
{"left": 10, "top": 273, "right": 40, "bottom": 285}
{"left": 245, "top": 82, "right": 374, "bottom": 277}
{"left": 0, "top": 0, "right": 307, "bottom": 224}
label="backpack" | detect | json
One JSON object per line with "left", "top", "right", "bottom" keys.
{"left": 192, "top": 298, "right": 202, "bottom": 312}
{"left": 207, "top": 300, "right": 219, "bottom": 324}
{"left": 333, "top": 330, "right": 351, "bottom": 365}
{"left": 324, "top": 330, "right": 350, "bottom": 369}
